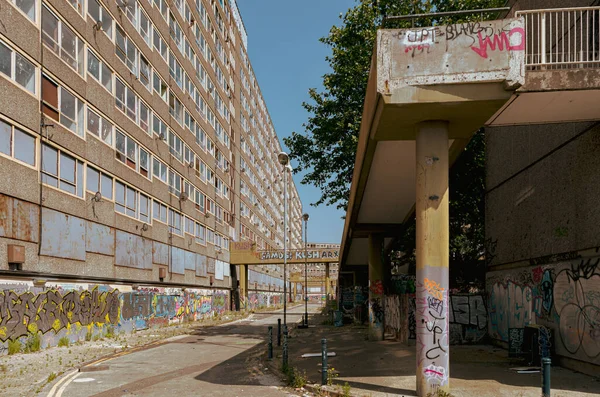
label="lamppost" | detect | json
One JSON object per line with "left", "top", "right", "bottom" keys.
{"left": 299, "top": 213, "right": 309, "bottom": 328}
{"left": 277, "top": 151, "right": 290, "bottom": 326}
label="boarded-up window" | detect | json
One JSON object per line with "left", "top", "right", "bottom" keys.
{"left": 42, "top": 76, "right": 59, "bottom": 121}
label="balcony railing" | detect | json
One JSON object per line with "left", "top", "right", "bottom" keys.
{"left": 517, "top": 7, "right": 600, "bottom": 70}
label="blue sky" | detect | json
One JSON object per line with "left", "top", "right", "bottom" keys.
{"left": 236, "top": 0, "right": 355, "bottom": 244}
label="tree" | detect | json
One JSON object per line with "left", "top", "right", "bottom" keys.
{"left": 285, "top": 0, "right": 504, "bottom": 285}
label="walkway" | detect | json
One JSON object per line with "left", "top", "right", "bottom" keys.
{"left": 43, "top": 304, "right": 321, "bottom": 397}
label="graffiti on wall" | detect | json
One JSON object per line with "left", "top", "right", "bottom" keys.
{"left": 487, "top": 257, "right": 600, "bottom": 365}
{"left": 247, "top": 292, "right": 281, "bottom": 310}
{"left": 0, "top": 283, "right": 231, "bottom": 353}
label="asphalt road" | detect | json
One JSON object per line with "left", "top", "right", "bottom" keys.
{"left": 45, "top": 304, "right": 322, "bottom": 397}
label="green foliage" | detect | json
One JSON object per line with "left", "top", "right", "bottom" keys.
{"left": 57, "top": 336, "right": 70, "bottom": 347}
{"left": 8, "top": 339, "right": 21, "bottom": 355}
{"left": 327, "top": 367, "right": 339, "bottom": 386}
{"left": 342, "top": 381, "right": 352, "bottom": 397}
{"left": 85, "top": 328, "right": 93, "bottom": 341}
{"left": 283, "top": 365, "right": 307, "bottom": 388}
{"left": 24, "top": 332, "right": 41, "bottom": 353}
{"left": 104, "top": 325, "right": 115, "bottom": 339}
{"left": 47, "top": 372, "right": 57, "bottom": 383}
{"left": 427, "top": 389, "right": 455, "bottom": 397}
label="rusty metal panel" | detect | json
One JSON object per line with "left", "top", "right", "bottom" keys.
{"left": 215, "top": 260, "right": 224, "bottom": 280}
{"left": 170, "top": 246, "right": 185, "bottom": 274}
{"left": 153, "top": 242, "right": 168, "bottom": 265}
{"left": 0, "top": 194, "right": 39, "bottom": 243}
{"left": 86, "top": 221, "right": 114, "bottom": 256}
{"left": 195, "top": 254, "right": 207, "bottom": 277}
{"left": 40, "top": 208, "right": 86, "bottom": 260}
{"left": 184, "top": 250, "right": 195, "bottom": 271}
{"left": 379, "top": 18, "right": 525, "bottom": 90}
{"left": 207, "top": 257, "right": 215, "bottom": 274}
{"left": 115, "top": 230, "right": 151, "bottom": 269}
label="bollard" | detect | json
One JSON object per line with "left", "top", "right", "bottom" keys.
{"left": 277, "top": 318, "right": 281, "bottom": 346}
{"left": 283, "top": 325, "right": 289, "bottom": 369}
{"left": 542, "top": 357, "right": 551, "bottom": 397}
{"left": 321, "top": 338, "right": 328, "bottom": 385}
{"left": 268, "top": 326, "right": 273, "bottom": 360}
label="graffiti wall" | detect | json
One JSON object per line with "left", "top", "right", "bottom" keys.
{"left": 246, "top": 291, "right": 282, "bottom": 310}
{"left": 487, "top": 257, "right": 600, "bottom": 365}
{"left": 0, "top": 280, "right": 230, "bottom": 353}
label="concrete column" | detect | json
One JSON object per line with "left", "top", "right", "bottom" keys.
{"left": 415, "top": 121, "right": 450, "bottom": 396}
{"left": 239, "top": 265, "right": 248, "bottom": 311}
{"left": 325, "top": 263, "right": 331, "bottom": 303}
{"left": 368, "top": 234, "right": 384, "bottom": 341}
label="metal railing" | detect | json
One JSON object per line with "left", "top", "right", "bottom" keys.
{"left": 517, "top": 7, "right": 600, "bottom": 70}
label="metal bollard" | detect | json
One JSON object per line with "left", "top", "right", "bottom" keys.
{"left": 277, "top": 318, "right": 281, "bottom": 346}
{"left": 283, "top": 325, "right": 289, "bottom": 369}
{"left": 542, "top": 357, "right": 551, "bottom": 397}
{"left": 321, "top": 338, "right": 328, "bottom": 385}
{"left": 268, "top": 326, "right": 273, "bottom": 360}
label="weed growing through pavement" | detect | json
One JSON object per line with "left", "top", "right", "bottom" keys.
{"left": 327, "top": 367, "right": 339, "bottom": 386}
{"left": 342, "top": 381, "right": 351, "bottom": 397}
{"left": 426, "top": 389, "right": 455, "bottom": 397}
{"left": 282, "top": 365, "right": 307, "bottom": 388}
{"left": 57, "top": 337, "right": 70, "bottom": 347}
{"left": 24, "top": 332, "right": 41, "bottom": 353}
{"left": 8, "top": 339, "right": 21, "bottom": 355}
{"left": 47, "top": 372, "right": 57, "bottom": 383}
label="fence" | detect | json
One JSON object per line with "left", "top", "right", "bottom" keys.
{"left": 517, "top": 7, "right": 600, "bottom": 69}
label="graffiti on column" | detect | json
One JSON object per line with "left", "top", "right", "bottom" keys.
{"left": 416, "top": 278, "right": 449, "bottom": 390}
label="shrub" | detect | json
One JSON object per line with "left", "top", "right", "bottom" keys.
{"left": 47, "top": 372, "right": 57, "bottom": 383}
{"left": 24, "top": 332, "right": 41, "bottom": 353}
{"left": 8, "top": 339, "right": 21, "bottom": 355}
{"left": 283, "top": 366, "right": 307, "bottom": 388}
{"left": 342, "top": 382, "right": 351, "bottom": 397}
{"left": 57, "top": 337, "right": 70, "bottom": 347}
{"left": 104, "top": 325, "right": 115, "bottom": 339}
{"left": 85, "top": 329, "right": 93, "bottom": 341}
{"left": 427, "top": 390, "right": 455, "bottom": 397}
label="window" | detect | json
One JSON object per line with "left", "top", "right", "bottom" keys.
{"left": 168, "top": 170, "right": 181, "bottom": 196}
{"left": 42, "top": 7, "right": 84, "bottom": 75}
{"left": 115, "top": 78, "right": 137, "bottom": 121}
{"left": 206, "top": 228, "right": 214, "bottom": 245}
{"left": 115, "top": 181, "right": 138, "bottom": 218}
{"left": 86, "top": 165, "right": 113, "bottom": 200}
{"left": 153, "top": 72, "right": 167, "bottom": 102}
{"left": 140, "top": 55, "right": 151, "bottom": 90}
{"left": 87, "top": 50, "right": 112, "bottom": 92}
{"left": 88, "top": 0, "right": 113, "bottom": 37}
{"left": 152, "top": 157, "right": 167, "bottom": 183}
{"left": 41, "top": 144, "right": 83, "bottom": 197}
{"left": 168, "top": 208, "right": 182, "bottom": 235}
{"left": 169, "top": 92, "right": 183, "bottom": 125}
{"left": 153, "top": 29, "right": 168, "bottom": 60}
{"left": 152, "top": 114, "right": 167, "bottom": 139}
{"left": 138, "top": 100, "right": 150, "bottom": 134}
{"left": 153, "top": 201, "right": 167, "bottom": 223}
{"left": 86, "top": 108, "right": 112, "bottom": 145}
{"left": 67, "top": 0, "right": 84, "bottom": 15}
{"left": 168, "top": 132, "right": 183, "bottom": 162}
{"left": 139, "top": 193, "right": 150, "bottom": 223}
{"left": 206, "top": 198, "right": 215, "bottom": 214}
{"left": 169, "top": 51, "right": 183, "bottom": 88}
{"left": 139, "top": 9, "right": 152, "bottom": 45}
{"left": 195, "top": 190, "right": 205, "bottom": 212}
{"left": 139, "top": 147, "right": 150, "bottom": 178}
{"left": 0, "top": 41, "right": 36, "bottom": 94}
{"left": 185, "top": 216, "right": 194, "bottom": 235}
{"left": 115, "top": 26, "right": 137, "bottom": 75}
{"left": 59, "top": 88, "right": 84, "bottom": 137}
{"left": 0, "top": 118, "right": 36, "bottom": 166}
{"left": 195, "top": 221, "right": 205, "bottom": 244}
{"left": 13, "top": 0, "right": 36, "bottom": 22}
{"left": 115, "top": 129, "right": 137, "bottom": 169}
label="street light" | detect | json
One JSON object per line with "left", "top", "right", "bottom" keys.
{"left": 278, "top": 152, "right": 289, "bottom": 326}
{"left": 302, "top": 213, "right": 309, "bottom": 327}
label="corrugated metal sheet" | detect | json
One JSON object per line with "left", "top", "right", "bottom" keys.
{"left": 0, "top": 194, "right": 39, "bottom": 243}
{"left": 215, "top": 260, "right": 224, "bottom": 280}
{"left": 196, "top": 254, "right": 207, "bottom": 277}
{"left": 115, "top": 230, "right": 152, "bottom": 269}
{"left": 184, "top": 250, "right": 195, "bottom": 271}
{"left": 170, "top": 246, "right": 185, "bottom": 274}
{"left": 153, "top": 242, "right": 168, "bottom": 265}
{"left": 86, "top": 221, "right": 114, "bottom": 256}
{"left": 40, "top": 208, "right": 86, "bottom": 260}
{"left": 207, "top": 257, "right": 215, "bottom": 274}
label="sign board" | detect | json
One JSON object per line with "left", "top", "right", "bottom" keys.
{"left": 508, "top": 327, "right": 525, "bottom": 358}
{"left": 229, "top": 241, "right": 339, "bottom": 265}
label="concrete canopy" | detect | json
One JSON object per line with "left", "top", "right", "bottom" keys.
{"left": 339, "top": 19, "right": 525, "bottom": 269}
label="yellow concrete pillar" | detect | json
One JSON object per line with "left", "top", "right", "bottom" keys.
{"left": 415, "top": 121, "right": 450, "bottom": 396}
{"left": 239, "top": 264, "right": 248, "bottom": 311}
{"left": 368, "top": 234, "right": 384, "bottom": 341}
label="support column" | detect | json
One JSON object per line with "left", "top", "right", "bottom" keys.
{"left": 415, "top": 121, "right": 450, "bottom": 396}
{"left": 368, "top": 234, "right": 384, "bottom": 341}
{"left": 239, "top": 264, "right": 248, "bottom": 311}
{"left": 325, "top": 263, "right": 331, "bottom": 305}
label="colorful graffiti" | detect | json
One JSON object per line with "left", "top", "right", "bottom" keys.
{"left": 247, "top": 292, "right": 282, "bottom": 310}
{"left": 0, "top": 283, "right": 231, "bottom": 352}
{"left": 487, "top": 257, "right": 600, "bottom": 365}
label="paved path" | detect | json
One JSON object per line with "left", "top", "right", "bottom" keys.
{"left": 45, "top": 304, "right": 322, "bottom": 397}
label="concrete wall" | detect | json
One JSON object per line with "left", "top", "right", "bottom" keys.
{"left": 0, "top": 279, "right": 230, "bottom": 353}
{"left": 485, "top": 119, "right": 600, "bottom": 369}
{"left": 246, "top": 290, "right": 283, "bottom": 310}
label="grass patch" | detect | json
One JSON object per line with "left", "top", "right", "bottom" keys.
{"left": 282, "top": 365, "right": 307, "bottom": 388}
{"left": 24, "top": 332, "right": 41, "bottom": 353}
{"left": 8, "top": 339, "right": 21, "bottom": 355}
{"left": 47, "top": 372, "right": 57, "bottom": 383}
{"left": 104, "top": 325, "right": 115, "bottom": 339}
{"left": 85, "top": 329, "right": 93, "bottom": 341}
{"left": 427, "top": 390, "right": 455, "bottom": 397}
{"left": 57, "top": 337, "right": 70, "bottom": 347}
